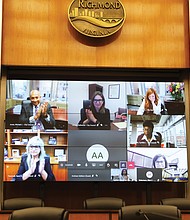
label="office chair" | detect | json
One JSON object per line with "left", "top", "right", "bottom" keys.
{"left": 115, "top": 107, "right": 127, "bottom": 119}
{"left": 2, "top": 197, "right": 44, "bottom": 210}
{"left": 84, "top": 197, "right": 125, "bottom": 210}
{"left": 119, "top": 204, "right": 181, "bottom": 220}
{"left": 160, "top": 198, "right": 190, "bottom": 211}
{"left": 8, "top": 207, "right": 69, "bottom": 220}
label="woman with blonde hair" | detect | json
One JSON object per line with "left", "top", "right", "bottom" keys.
{"left": 137, "top": 88, "right": 162, "bottom": 115}
{"left": 14, "top": 136, "right": 55, "bottom": 181}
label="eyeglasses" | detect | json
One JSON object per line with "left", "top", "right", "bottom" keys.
{"left": 93, "top": 99, "right": 103, "bottom": 102}
{"left": 155, "top": 160, "right": 165, "bottom": 164}
{"left": 29, "top": 146, "right": 40, "bottom": 149}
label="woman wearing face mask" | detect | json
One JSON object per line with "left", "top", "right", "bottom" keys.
{"left": 137, "top": 88, "right": 162, "bottom": 115}
{"left": 14, "top": 136, "right": 55, "bottom": 181}
{"left": 78, "top": 91, "right": 111, "bottom": 129}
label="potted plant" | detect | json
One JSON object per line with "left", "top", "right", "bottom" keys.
{"left": 164, "top": 82, "right": 185, "bottom": 114}
{"left": 167, "top": 82, "right": 184, "bottom": 101}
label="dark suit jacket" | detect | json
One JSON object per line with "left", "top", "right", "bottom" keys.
{"left": 78, "top": 108, "right": 111, "bottom": 130}
{"left": 14, "top": 154, "right": 56, "bottom": 181}
{"left": 19, "top": 102, "right": 55, "bottom": 129}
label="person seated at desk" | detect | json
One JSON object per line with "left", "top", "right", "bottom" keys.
{"left": 136, "top": 121, "right": 162, "bottom": 147}
{"left": 19, "top": 90, "right": 55, "bottom": 130}
{"left": 78, "top": 91, "right": 111, "bottom": 129}
{"left": 13, "top": 136, "right": 55, "bottom": 181}
{"left": 137, "top": 88, "right": 162, "bottom": 115}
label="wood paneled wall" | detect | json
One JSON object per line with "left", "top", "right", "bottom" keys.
{"left": 2, "top": 181, "right": 186, "bottom": 209}
{"left": 2, "top": 0, "right": 189, "bottom": 68}
{"left": 0, "top": 0, "right": 190, "bottom": 209}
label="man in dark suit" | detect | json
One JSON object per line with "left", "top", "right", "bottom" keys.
{"left": 136, "top": 120, "right": 162, "bottom": 147}
{"left": 19, "top": 90, "right": 55, "bottom": 130}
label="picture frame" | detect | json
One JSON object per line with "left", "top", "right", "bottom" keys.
{"left": 54, "top": 148, "right": 64, "bottom": 157}
{"left": 54, "top": 149, "right": 66, "bottom": 162}
{"left": 12, "top": 149, "right": 19, "bottom": 157}
{"left": 108, "top": 84, "right": 120, "bottom": 99}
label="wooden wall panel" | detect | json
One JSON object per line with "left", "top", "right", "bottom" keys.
{"left": 1, "top": 0, "right": 190, "bottom": 207}
{"left": 3, "top": 181, "right": 185, "bottom": 209}
{"left": 2, "top": 0, "right": 189, "bottom": 68}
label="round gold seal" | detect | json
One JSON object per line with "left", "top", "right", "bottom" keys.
{"left": 68, "top": 0, "right": 126, "bottom": 38}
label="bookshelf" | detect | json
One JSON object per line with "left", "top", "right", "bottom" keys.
{"left": 4, "top": 129, "right": 68, "bottom": 181}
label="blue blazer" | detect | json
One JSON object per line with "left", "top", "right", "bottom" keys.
{"left": 14, "top": 154, "right": 56, "bottom": 181}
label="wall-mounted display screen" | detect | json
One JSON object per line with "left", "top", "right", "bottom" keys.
{"left": 4, "top": 80, "right": 188, "bottom": 182}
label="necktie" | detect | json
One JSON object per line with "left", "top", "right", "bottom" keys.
{"left": 35, "top": 105, "right": 38, "bottom": 113}
{"left": 33, "top": 105, "right": 44, "bottom": 131}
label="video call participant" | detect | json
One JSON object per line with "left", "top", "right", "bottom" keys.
{"left": 137, "top": 88, "right": 162, "bottom": 115}
{"left": 78, "top": 91, "right": 111, "bottom": 129}
{"left": 136, "top": 121, "right": 162, "bottom": 147}
{"left": 14, "top": 136, "right": 55, "bottom": 181}
{"left": 152, "top": 154, "right": 168, "bottom": 168}
{"left": 19, "top": 90, "right": 55, "bottom": 130}
{"left": 120, "top": 169, "right": 129, "bottom": 181}
{"left": 152, "top": 154, "right": 178, "bottom": 181}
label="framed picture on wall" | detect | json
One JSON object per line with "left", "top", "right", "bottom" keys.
{"left": 108, "top": 84, "right": 120, "bottom": 99}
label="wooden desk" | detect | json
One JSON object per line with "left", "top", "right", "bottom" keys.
{"left": 6, "top": 105, "right": 68, "bottom": 128}
{"left": 164, "top": 100, "right": 185, "bottom": 115}
{"left": 69, "top": 210, "right": 118, "bottom": 220}
{"left": 182, "top": 214, "right": 189, "bottom": 220}
{"left": 181, "top": 211, "right": 190, "bottom": 220}
{"left": 0, "top": 209, "right": 189, "bottom": 220}
{"left": 0, "top": 214, "right": 10, "bottom": 220}
{"left": 0, "top": 209, "right": 118, "bottom": 220}
{"left": 0, "top": 210, "right": 11, "bottom": 220}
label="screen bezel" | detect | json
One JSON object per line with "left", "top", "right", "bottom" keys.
{"left": 3, "top": 67, "right": 189, "bottom": 183}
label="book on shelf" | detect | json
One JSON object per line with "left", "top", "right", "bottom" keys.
{"left": 21, "top": 137, "right": 29, "bottom": 144}
{"left": 48, "top": 136, "right": 57, "bottom": 145}
{"left": 13, "top": 129, "right": 33, "bottom": 133}
{"left": 45, "top": 129, "right": 63, "bottom": 132}
{"left": 11, "top": 138, "right": 20, "bottom": 144}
